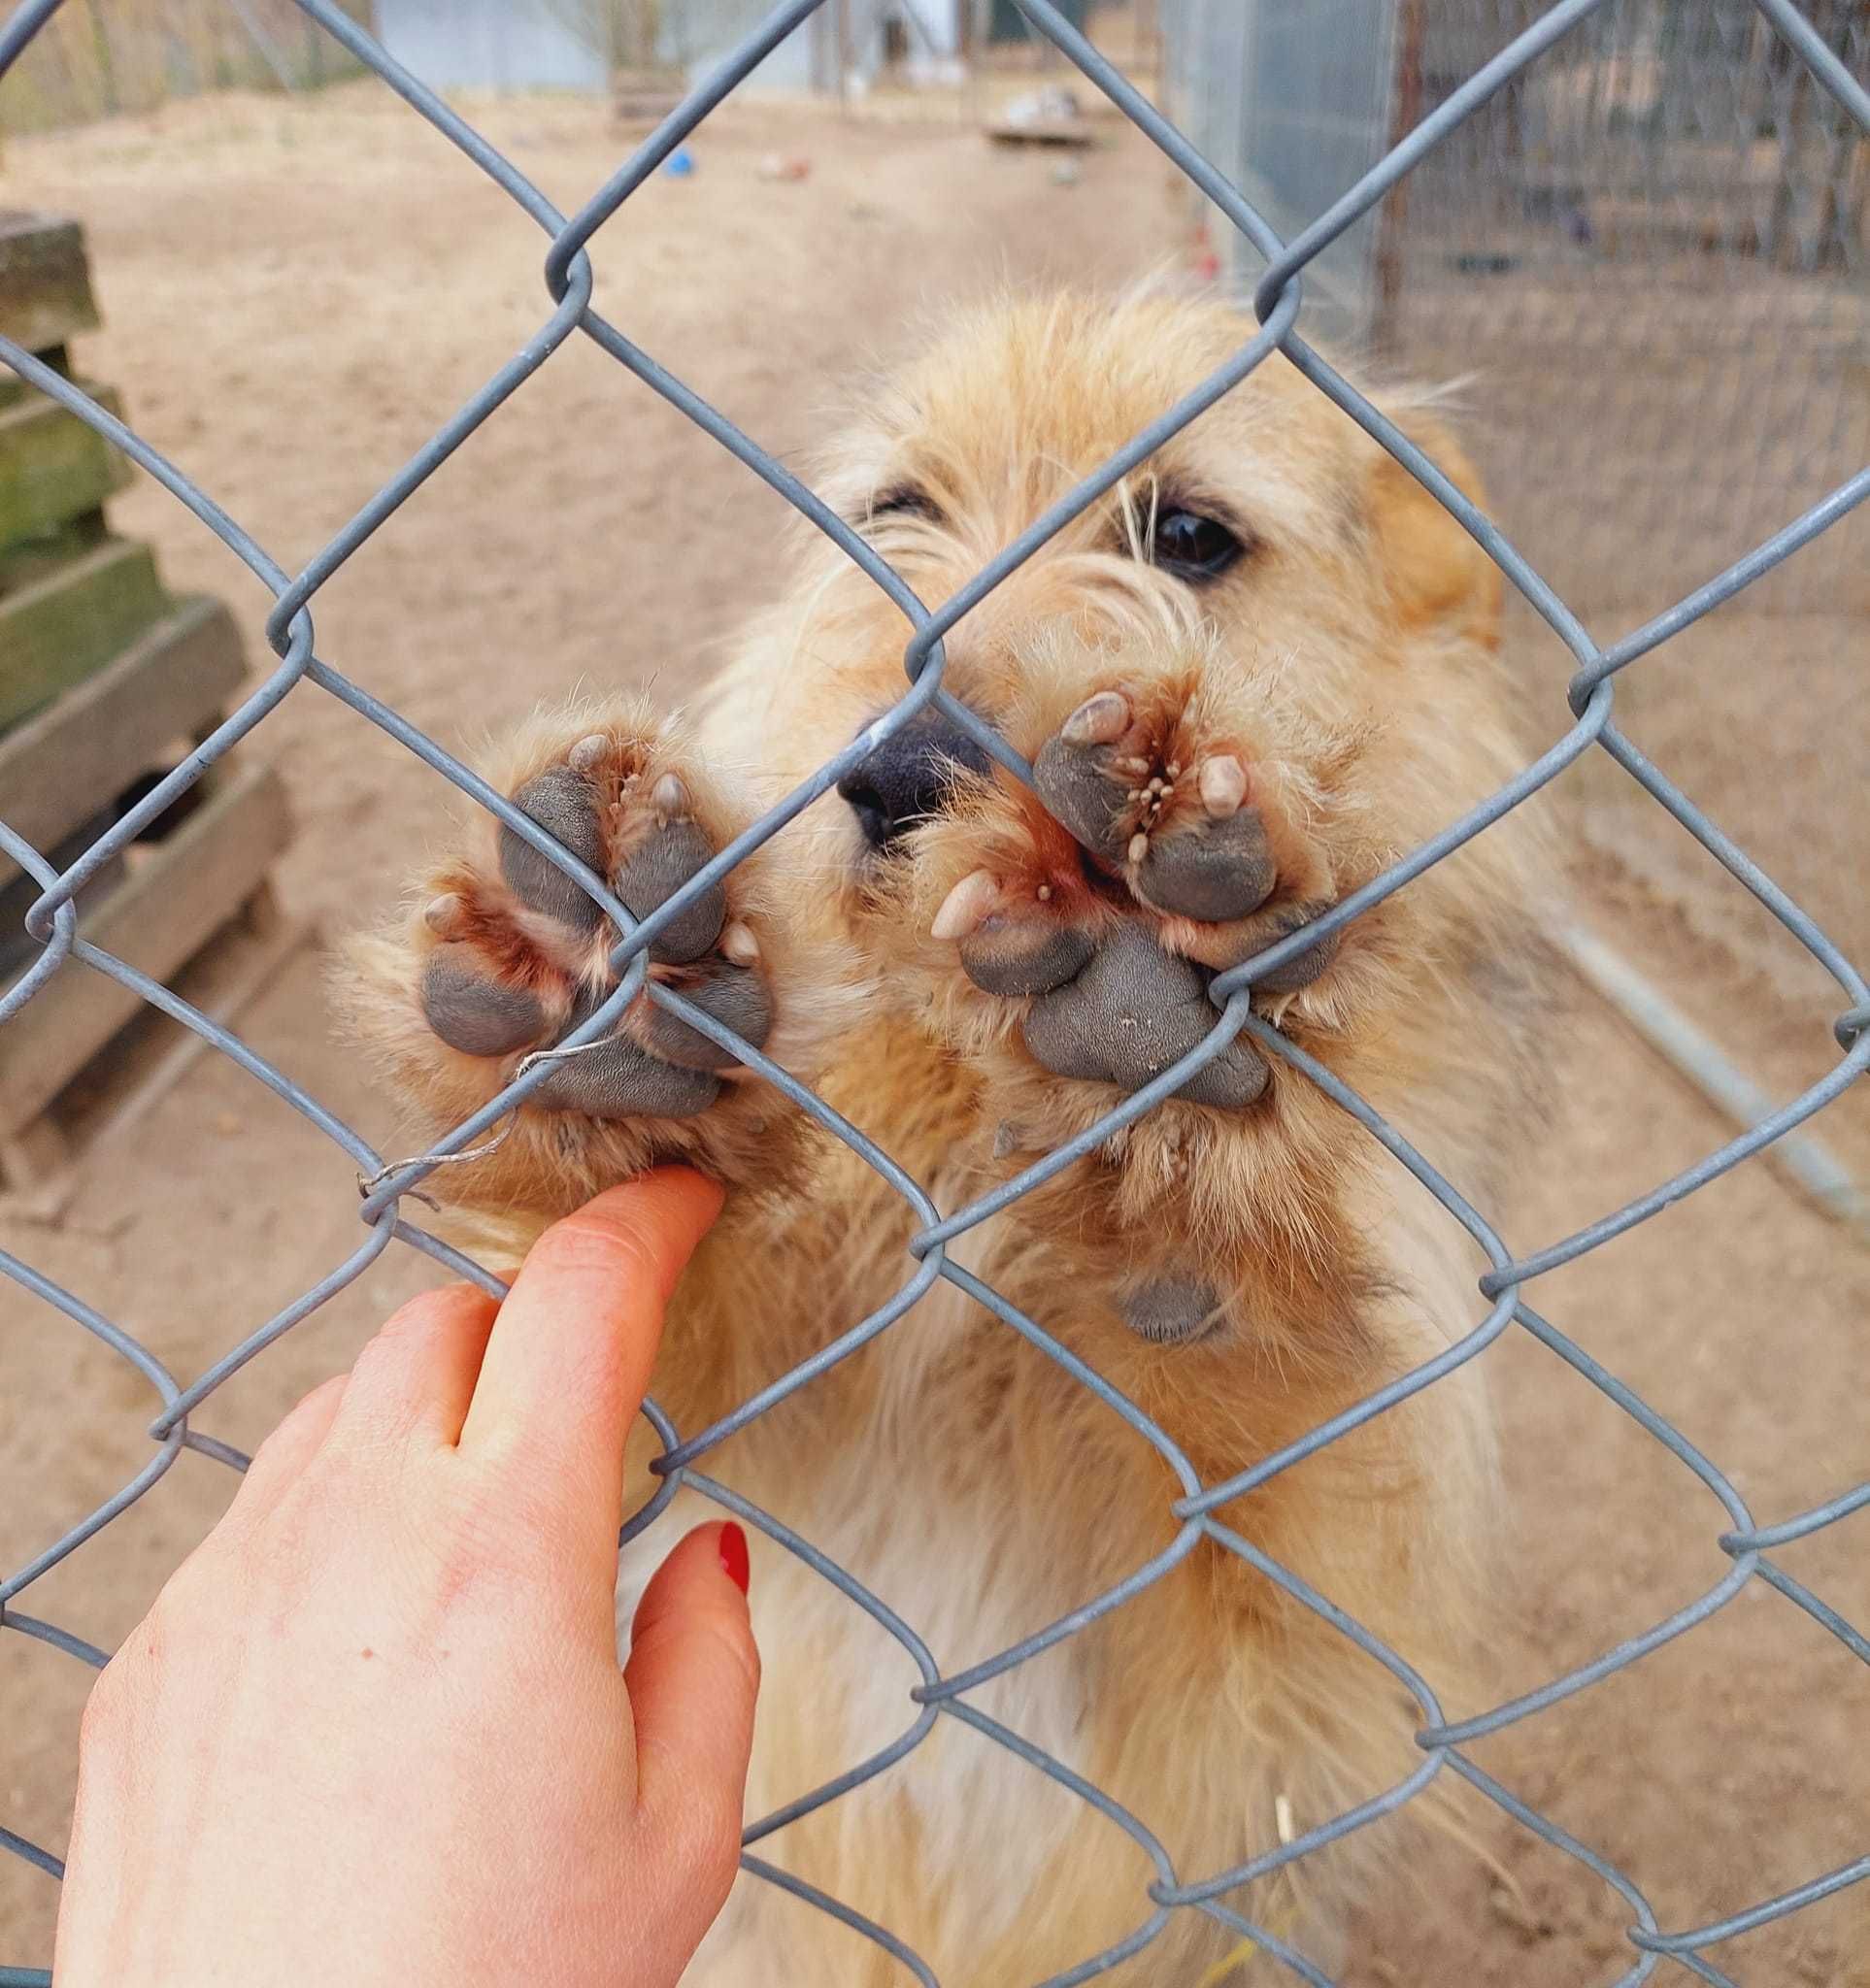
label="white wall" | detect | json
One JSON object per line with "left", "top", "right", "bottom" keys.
{"left": 374, "top": 0, "right": 610, "bottom": 92}
{"left": 657, "top": 0, "right": 961, "bottom": 93}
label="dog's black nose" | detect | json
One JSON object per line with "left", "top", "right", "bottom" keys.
{"left": 837, "top": 709, "right": 995, "bottom": 851}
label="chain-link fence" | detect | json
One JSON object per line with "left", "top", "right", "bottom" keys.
{"left": 2, "top": 0, "right": 1866, "bottom": 1981}
{"left": 1166, "top": 0, "right": 1870, "bottom": 1095}
{"left": 1168, "top": 0, "right": 1868, "bottom": 597}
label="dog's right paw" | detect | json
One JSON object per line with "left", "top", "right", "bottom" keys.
{"left": 341, "top": 711, "right": 814, "bottom": 1209}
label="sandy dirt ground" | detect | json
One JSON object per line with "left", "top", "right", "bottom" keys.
{"left": 2, "top": 70, "right": 1866, "bottom": 1987}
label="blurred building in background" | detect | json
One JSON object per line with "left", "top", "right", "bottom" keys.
{"left": 373, "top": 0, "right": 612, "bottom": 90}
{"left": 368, "top": 0, "right": 973, "bottom": 94}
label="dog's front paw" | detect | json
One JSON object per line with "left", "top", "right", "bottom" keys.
{"left": 419, "top": 731, "right": 771, "bottom": 1117}
{"left": 902, "top": 673, "right": 1373, "bottom": 1331}
{"left": 341, "top": 711, "right": 819, "bottom": 1211}
{"left": 1030, "top": 682, "right": 1339, "bottom": 982}
{"left": 929, "top": 679, "right": 1343, "bottom": 1110}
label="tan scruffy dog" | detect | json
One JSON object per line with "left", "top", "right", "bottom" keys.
{"left": 341, "top": 290, "right": 1550, "bottom": 1982}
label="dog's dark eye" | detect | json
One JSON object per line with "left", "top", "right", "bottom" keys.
{"left": 1151, "top": 509, "right": 1246, "bottom": 582}
{"left": 867, "top": 485, "right": 944, "bottom": 526}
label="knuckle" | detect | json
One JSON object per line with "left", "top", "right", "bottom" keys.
{"left": 77, "top": 1661, "right": 127, "bottom": 1742}
{"left": 412, "top": 1474, "right": 552, "bottom": 1596}
{"left": 669, "top": 1783, "right": 745, "bottom": 1893}
{"left": 358, "top": 1283, "right": 485, "bottom": 1363}
{"left": 80, "top": 1601, "right": 170, "bottom": 1735}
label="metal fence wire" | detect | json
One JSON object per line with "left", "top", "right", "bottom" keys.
{"left": 1, "top": 0, "right": 1867, "bottom": 1981}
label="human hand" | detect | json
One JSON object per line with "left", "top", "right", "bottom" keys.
{"left": 53, "top": 1169, "right": 754, "bottom": 1988}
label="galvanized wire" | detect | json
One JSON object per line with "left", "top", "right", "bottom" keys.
{"left": 2, "top": 0, "right": 1866, "bottom": 1982}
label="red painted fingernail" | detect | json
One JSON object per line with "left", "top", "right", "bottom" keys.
{"left": 718, "top": 1521, "right": 750, "bottom": 1596}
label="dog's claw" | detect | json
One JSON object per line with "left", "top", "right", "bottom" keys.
{"left": 1061, "top": 689, "right": 1130, "bottom": 748}
{"left": 720, "top": 919, "right": 761, "bottom": 967}
{"left": 1058, "top": 683, "right": 1129, "bottom": 747}
{"left": 932, "top": 869, "right": 1001, "bottom": 942}
{"left": 1198, "top": 755, "right": 1247, "bottom": 820}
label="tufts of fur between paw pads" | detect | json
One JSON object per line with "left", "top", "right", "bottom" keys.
{"left": 418, "top": 952, "right": 775, "bottom": 1124}
{"left": 1035, "top": 690, "right": 1280, "bottom": 925}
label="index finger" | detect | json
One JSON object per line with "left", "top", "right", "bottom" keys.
{"left": 457, "top": 1170, "right": 723, "bottom": 1529}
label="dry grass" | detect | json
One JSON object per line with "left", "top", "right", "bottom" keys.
{"left": 0, "top": 0, "right": 365, "bottom": 132}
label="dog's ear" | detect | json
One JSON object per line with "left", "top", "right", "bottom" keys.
{"left": 1364, "top": 412, "right": 1503, "bottom": 651}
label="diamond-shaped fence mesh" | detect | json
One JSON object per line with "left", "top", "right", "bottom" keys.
{"left": 1, "top": 0, "right": 1866, "bottom": 1982}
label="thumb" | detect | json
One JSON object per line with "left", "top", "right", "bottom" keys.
{"left": 624, "top": 1521, "right": 759, "bottom": 1906}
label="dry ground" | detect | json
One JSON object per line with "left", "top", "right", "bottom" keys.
{"left": 1, "top": 76, "right": 1866, "bottom": 1986}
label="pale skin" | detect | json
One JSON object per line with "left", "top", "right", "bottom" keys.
{"left": 52, "top": 1169, "right": 758, "bottom": 1988}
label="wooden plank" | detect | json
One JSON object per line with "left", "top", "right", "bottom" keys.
{"left": 31, "top": 908, "right": 314, "bottom": 1205}
{"left": 0, "top": 348, "right": 74, "bottom": 416}
{"left": 0, "top": 382, "right": 129, "bottom": 549}
{"left": 0, "top": 513, "right": 98, "bottom": 587}
{"left": 0, "top": 759, "right": 291, "bottom": 1132}
{"left": 0, "top": 213, "right": 99, "bottom": 355}
{"left": 0, "top": 594, "right": 248, "bottom": 883}
{"left": 0, "top": 535, "right": 169, "bottom": 731}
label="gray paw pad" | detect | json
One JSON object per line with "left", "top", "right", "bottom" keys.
{"left": 1035, "top": 729, "right": 1281, "bottom": 927}
{"left": 1136, "top": 812, "right": 1277, "bottom": 924}
{"left": 1021, "top": 925, "right": 1268, "bottom": 1109}
{"left": 499, "top": 767, "right": 609, "bottom": 933}
{"left": 959, "top": 917, "right": 1095, "bottom": 999}
{"left": 530, "top": 1027, "right": 721, "bottom": 1120}
{"left": 1032, "top": 734, "right": 1128, "bottom": 864}
{"left": 617, "top": 819, "right": 725, "bottom": 966}
{"left": 420, "top": 945, "right": 547, "bottom": 1057}
{"left": 636, "top": 959, "right": 774, "bottom": 1071}
{"left": 1121, "top": 1278, "right": 1224, "bottom": 1344}
{"left": 1246, "top": 903, "right": 1340, "bottom": 993}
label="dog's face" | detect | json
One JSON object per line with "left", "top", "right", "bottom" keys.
{"left": 723, "top": 292, "right": 1511, "bottom": 972}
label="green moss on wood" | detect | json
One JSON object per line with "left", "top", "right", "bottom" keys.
{"left": 0, "top": 536, "right": 169, "bottom": 731}
{"left": 0, "top": 213, "right": 100, "bottom": 355}
{"left": 0, "top": 384, "right": 129, "bottom": 550}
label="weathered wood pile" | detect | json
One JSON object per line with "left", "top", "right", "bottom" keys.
{"left": 0, "top": 209, "right": 291, "bottom": 1192}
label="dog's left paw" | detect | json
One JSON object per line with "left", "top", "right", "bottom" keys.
{"left": 927, "top": 680, "right": 1342, "bottom": 1110}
